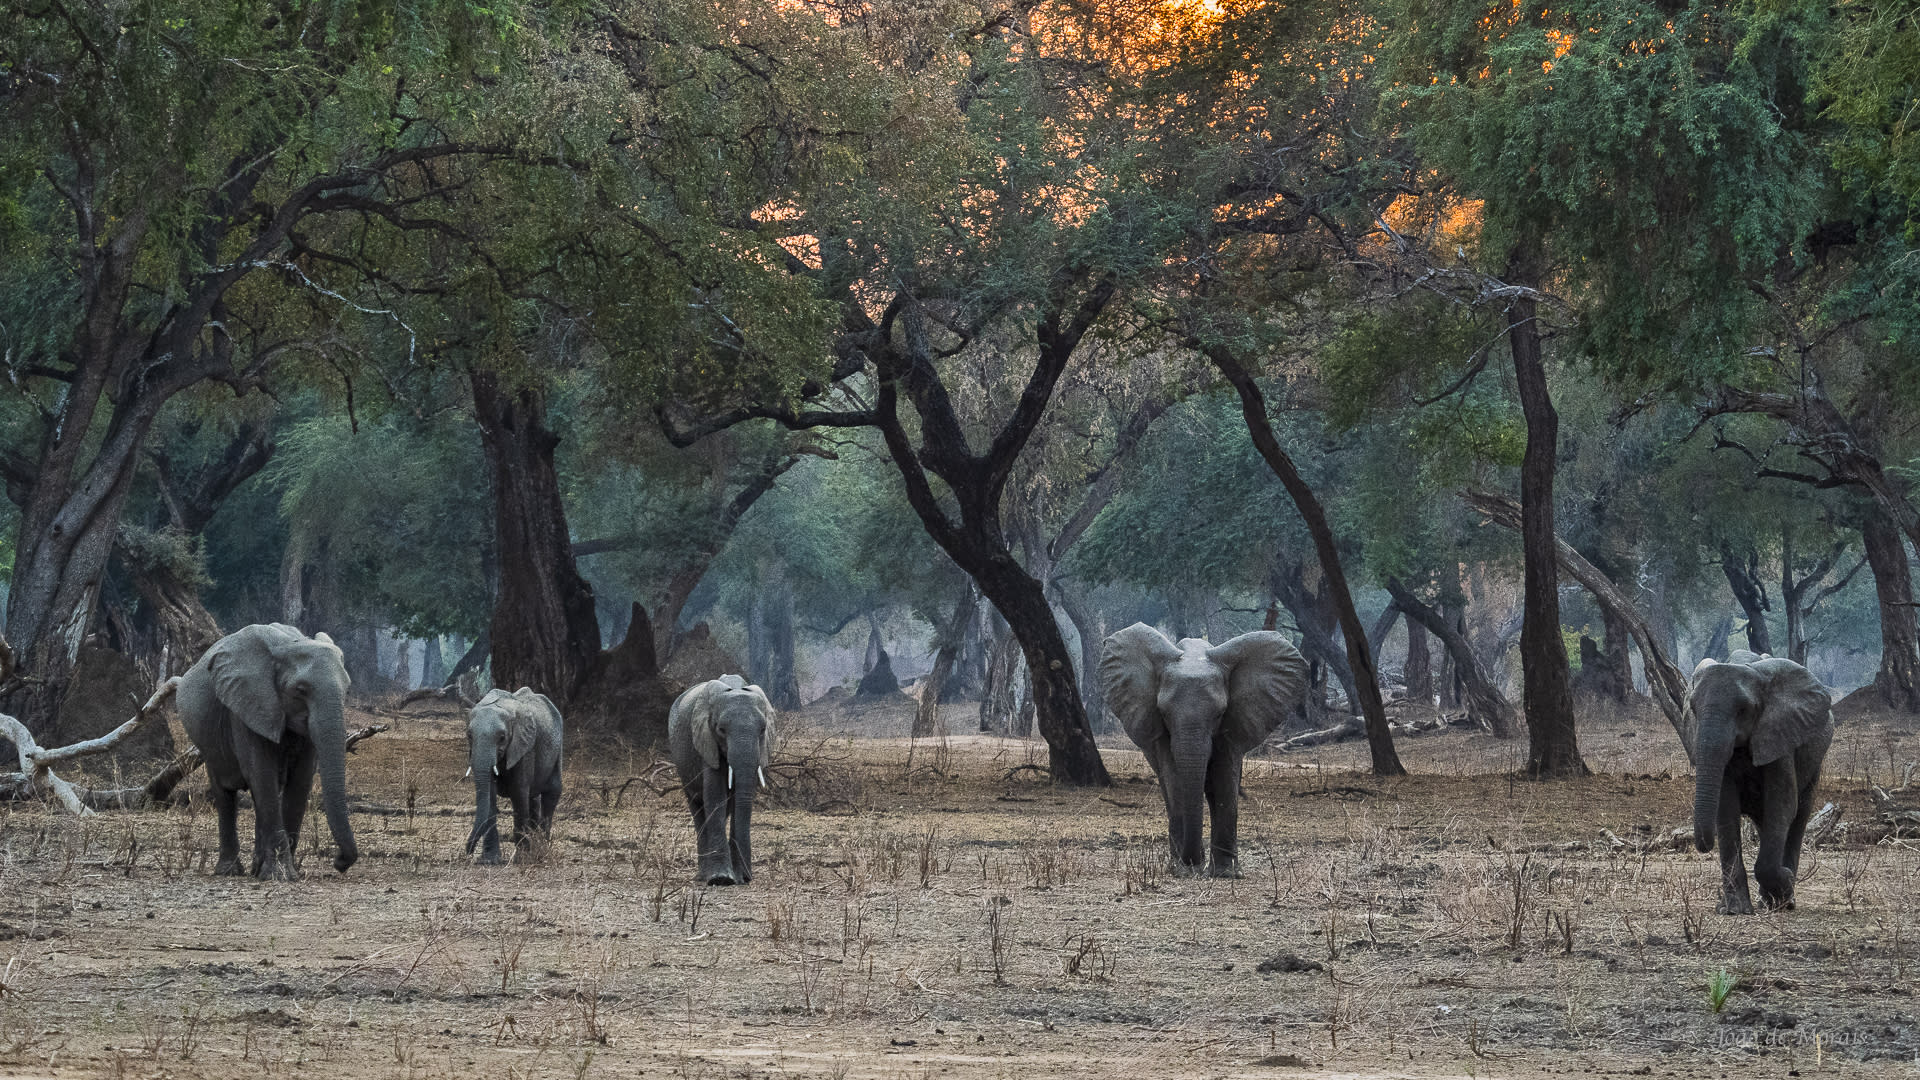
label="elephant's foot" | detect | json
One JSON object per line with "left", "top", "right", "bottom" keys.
{"left": 1717, "top": 893, "right": 1755, "bottom": 916}
{"left": 700, "top": 866, "right": 737, "bottom": 886}
{"left": 254, "top": 859, "right": 300, "bottom": 883}
{"left": 1166, "top": 860, "right": 1207, "bottom": 879}
{"left": 1208, "top": 861, "right": 1242, "bottom": 879}
{"left": 213, "top": 856, "right": 244, "bottom": 877}
{"left": 477, "top": 851, "right": 504, "bottom": 867}
{"left": 1756, "top": 868, "right": 1795, "bottom": 910}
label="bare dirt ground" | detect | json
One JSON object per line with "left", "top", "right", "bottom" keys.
{"left": 0, "top": 696, "right": 1916, "bottom": 1080}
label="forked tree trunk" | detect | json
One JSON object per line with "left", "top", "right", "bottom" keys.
{"left": 915, "top": 586, "right": 975, "bottom": 738}
{"left": 1054, "top": 582, "right": 1106, "bottom": 733}
{"left": 1719, "top": 543, "right": 1775, "bottom": 656}
{"left": 1862, "top": 510, "right": 1920, "bottom": 712}
{"left": 1503, "top": 240, "right": 1585, "bottom": 778}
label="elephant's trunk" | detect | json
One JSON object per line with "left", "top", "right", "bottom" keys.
{"left": 467, "top": 742, "right": 497, "bottom": 854}
{"left": 1166, "top": 738, "right": 1211, "bottom": 869}
{"left": 728, "top": 728, "right": 760, "bottom": 873}
{"left": 1693, "top": 714, "right": 1734, "bottom": 853}
{"left": 311, "top": 684, "right": 358, "bottom": 873}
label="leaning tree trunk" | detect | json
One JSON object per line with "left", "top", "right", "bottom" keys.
{"left": 1861, "top": 510, "right": 1920, "bottom": 712}
{"left": 978, "top": 618, "right": 1020, "bottom": 735}
{"left": 1387, "top": 579, "right": 1518, "bottom": 737}
{"left": 472, "top": 370, "right": 602, "bottom": 701}
{"left": 120, "top": 555, "right": 224, "bottom": 677}
{"left": 1209, "top": 349, "right": 1403, "bottom": 776}
{"left": 1270, "top": 556, "right": 1362, "bottom": 715}
{"left": 747, "top": 563, "right": 801, "bottom": 711}
{"left": 1503, "top": 241, "right": 1585, "bottom": 778}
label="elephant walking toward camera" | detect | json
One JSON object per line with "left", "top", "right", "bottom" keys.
{"left": 1686, "top": 650, "right": 1833, "bottom": 914}
{"left": 1100, "top": 623, "right": 1307, "bottom": 877}
{"left": 465, "top": 688, "right": 565, "bottom": 865}
{"left": 178, "top": 624, "right": 358, "bottom": 880}
{"left": 668, "top": 675, "right": 775, "bottom": 885}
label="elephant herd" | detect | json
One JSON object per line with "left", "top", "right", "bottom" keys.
{"left": 177, "top": 622, "right": 1834, "bottom": 917}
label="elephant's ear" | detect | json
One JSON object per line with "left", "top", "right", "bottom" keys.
{"left": 745, "top": 684, "right": 777, "bottom": 765}
{"left": 516, "top": 688, "right": 564, "bottom": 743}
{"left": 1749, "top": 658, "right": 1834, "bottom": 766}
{"left": 674, "top": 680, "right": 725, "bottom": 770}
{"left": 1207, "top": 631, "right": 1309, "bottom": 755}
{"left": 500, "top": 689, "right": 540, "bottom": 769}
{"left": 210, "top": 627, "right": 285, "bottom": 743}
{"left": 1099, "top": 623, "right": 1181, "bottom": 749}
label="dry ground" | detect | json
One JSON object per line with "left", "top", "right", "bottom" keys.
{"left": 0, "top": 696, "right": 1915, "bottom": 1080}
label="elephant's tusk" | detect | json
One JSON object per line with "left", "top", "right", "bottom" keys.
{"left": 464, "top": 766, "right": 472, "bottom": 779}
{"left": 492, "top": 764, "right": 499, "bottom": 776}
{"left": 759, "top": 766, "right": 768, "bottom": 788}
{"left": 727, "top": 766, "right": 734, "bottom": 790}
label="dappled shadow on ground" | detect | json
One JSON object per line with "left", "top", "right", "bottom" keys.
{"left": 0, "top": 695, "right": 1913, "bottom": 1078}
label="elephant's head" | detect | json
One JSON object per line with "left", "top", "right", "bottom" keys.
{"left": 1099, "top": 623, "right": 1306, "bottom": 866}
{"left": 209, "top": 623, "right": 356, "bottom": 872}
{"left": 687, "top": 674, "right": 775, "bottom": 871}
{"left": 464, "top": 688, "right": 560, "bottom": 856}
{"left": 1684, "top": 655, "right": 1832, "bottom": 852}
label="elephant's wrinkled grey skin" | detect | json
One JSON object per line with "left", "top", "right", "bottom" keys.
{"left": 1685, "top": 650, "right": 1834, "bottom": 915}
{"left": 668, "top": 674, "right": 774, "bottom": 886}
{"left": 465, "top": 688, "right": 565, "bottom": 866}
{"left": 177, "top": 624, "right": 357, "bottom": 881}
{"left": 1100, "top": 623, "right": 1307, "bottom": 878}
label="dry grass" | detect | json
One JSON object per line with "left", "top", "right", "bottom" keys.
{"left": 0, "top": 696, "right": 1911, "bottom": 1078}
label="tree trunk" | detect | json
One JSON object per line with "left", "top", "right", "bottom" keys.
{"left": 747, "top": 562, "right": 802, "bottom": 710}
{"left": 916, "top": 586, "right": 975, "bottom": 737}
{"left": 1861, "top": 510, "right": 1920, "bottom": 712}
{"left": 1719, "top": 543, "right": 1775, "bottom": 656}
{"left": 1368, "top": 604, "right": 1403, "bottom": 665}
{"left": 979, "top": 619, "right": 1020, "bottom": 735}
{"left": 472, "top": 370, "right": 602, "bottom": 701}
{"left": 645, "top": 445, "right": 803, "bottom": 657}
{"left": 1209, "top": 348, "right": 1403, "bottom": 776}
{"left": 1404, "top": 616, "right": 1433, "bottom": 703}
{"left": 1439, "top": 595, "right": 1467, "bottom": 706}
{"left": 1503, "top": 242, "right": 1585, "bottom": 778}
{"left": 1703, "top": 615, "right": 1733, "bottom": 663}
{"left": 422, "top": 636, "right": 448, "bottom": 688}
{"left": 119, "top": 553, "right": 224, "bottom": 677}
{"left": 1386, "top": 579, "right": 1518, "bottom": 737}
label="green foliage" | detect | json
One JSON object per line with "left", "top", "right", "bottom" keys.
{"left": 1707, "top": 968, "right": 1738, "bottom": 1012}
{"left": 268, "top": 411, "right": 490, "bottom": 639}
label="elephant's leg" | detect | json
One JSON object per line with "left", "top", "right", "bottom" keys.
{"left": 280, "top": 743, "right": 318, "bottom": 857}
{"left": 1754, "top": 760, "right": 1800, "bottom": 910}
{"left": 1784, "top": 774, "right": 1822, "bottom": 881}
{"left": 1204, "top": 751, "right": 1242, "bottom": 878}
{"left": 477, "top": 785, "right": 504, "bottom": 866}
{"left": 212, "top": 786, "right": 243, "bottom": 876}
{"left": 1715, "top": 782, "right": 1752, "bottom": 915}
{"left": 249, "top": 766, "right": 298, "bottom": 882}
{"left": 1140, "top": 741, "right": 1182, "bottom": 868}
{"left": 696, "top": 767, "right": 735, "bottom": 885}
{"left": 506, "top": 786, "right": 532, "bottom": 864}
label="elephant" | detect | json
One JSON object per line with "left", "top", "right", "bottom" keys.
{"left": 1099, "top": 623, "right": 1307, "bottom": 877}
{"left": 1686, "top": 650, "right": 1834, "bottom": 914}
{"left": 177, "top": 623, "right": 357, "bottom": 880}
{"left": 668, "top": 674, "right": 775, "bottom": 885}
{"left": 465, "top": 687, "right": 565, "bottom": 865}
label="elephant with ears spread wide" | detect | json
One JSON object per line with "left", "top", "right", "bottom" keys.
{"left": 465, "top": 687, "right": 564, "bottom": 865}
{"left": 1686, "top": 650, "right": 1834, "bottom": 914}
{"left": 177, "top": 624, "right": 357, "bottom": 880}
{"left": 668, "top": 675, "right": 775, "bottom": 886}
{"left": 1100, "top": 623, "right": 1307, "bottom": 877}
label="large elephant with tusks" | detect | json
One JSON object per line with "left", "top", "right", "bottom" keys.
{"left": 668, "top": 675, "right": 775, "bottom": 885}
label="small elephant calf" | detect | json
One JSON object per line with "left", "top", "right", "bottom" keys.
{"left": 668, "top": 675, "right": 775, "bottom": 885}
{"left": 465, "top": 688, "right": 565, "bottom": 865}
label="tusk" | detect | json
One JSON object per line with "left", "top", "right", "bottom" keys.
{"left": 727, "top": 766, "right": 734, "bottom": 790}
{"left": 759, "top": 766, "right": 768, "bottom": 787}
{"left": 492, "top": 764, "right": 499, "bottom": 776}
{"left": 464, "top": 766, "right": 472, "bottom": 779}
